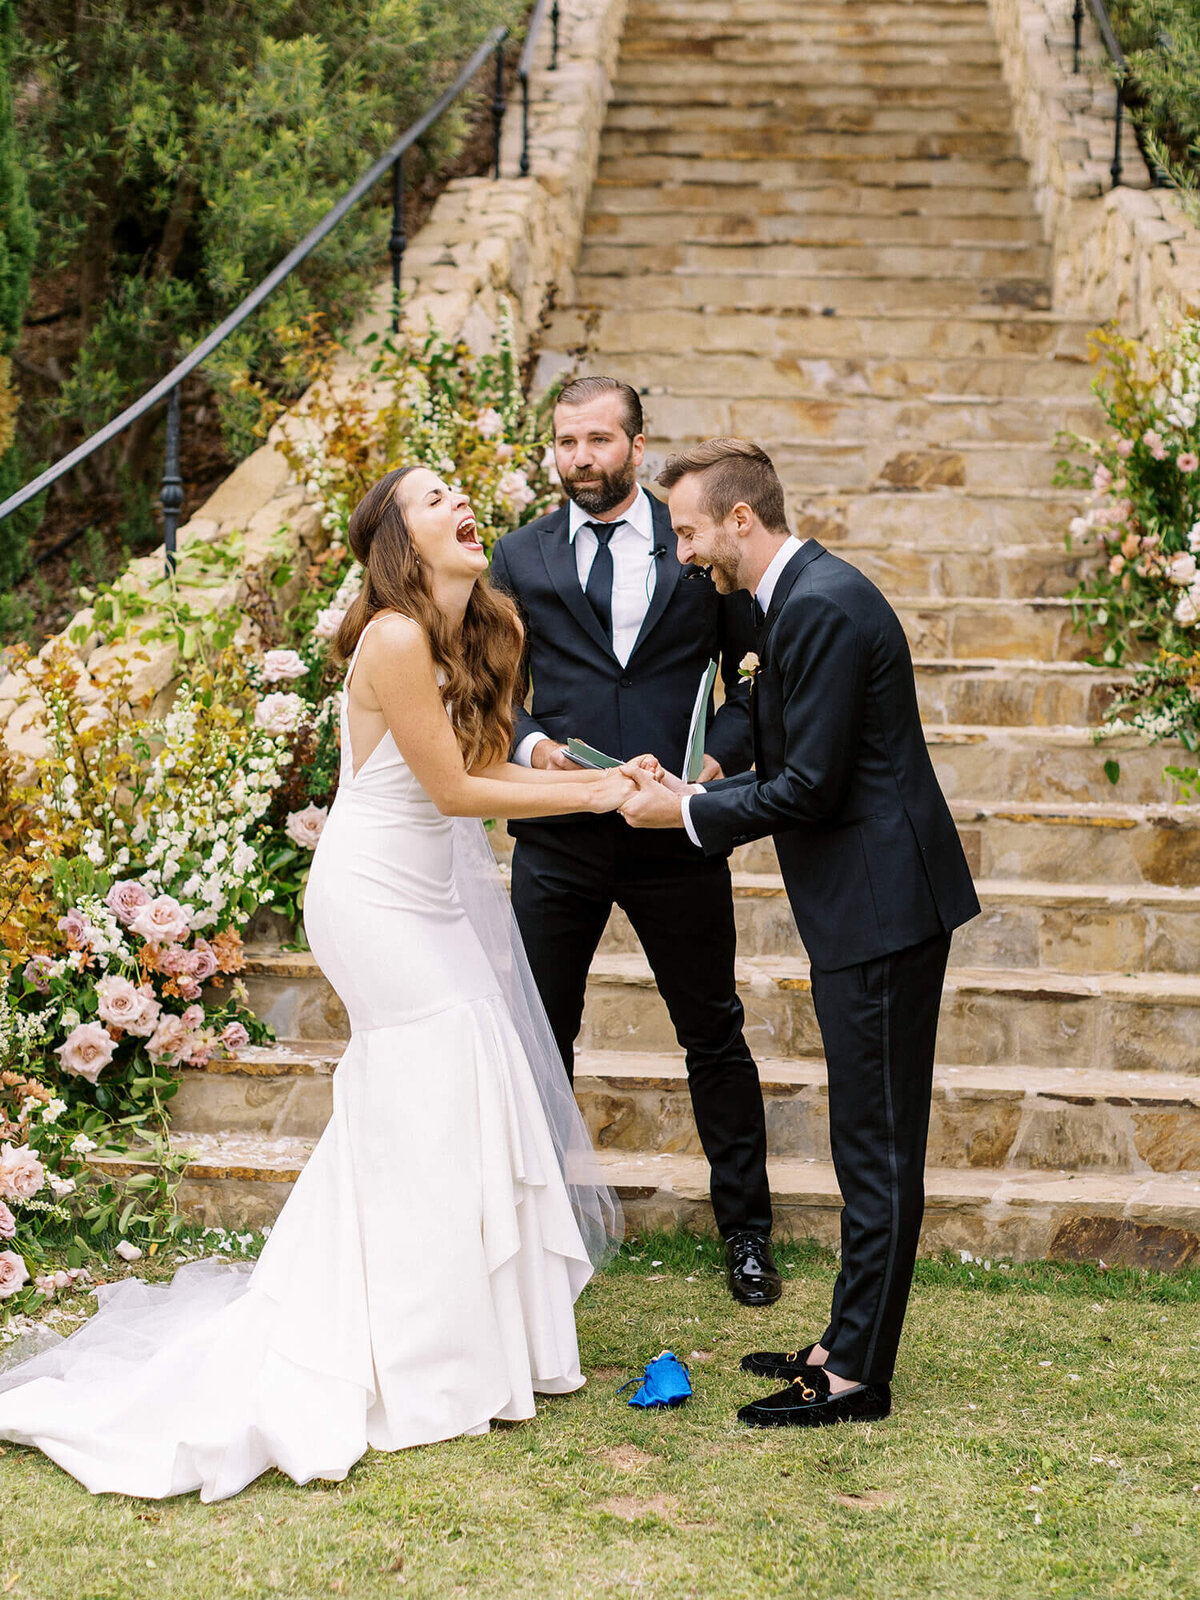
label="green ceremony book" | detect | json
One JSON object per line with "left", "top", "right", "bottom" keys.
{"left": 564, "top": 737, "right": 623, "bottom": 770}
{"left": 684, "top": 659, "right": 719, "bottom": 783}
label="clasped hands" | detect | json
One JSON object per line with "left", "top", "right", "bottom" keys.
{"left": 606, "top": 752, "right": 717, "bottom": 828}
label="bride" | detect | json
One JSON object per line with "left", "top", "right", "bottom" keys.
{"left": 0, "top": 465, "right": 628, "bottom": 1501}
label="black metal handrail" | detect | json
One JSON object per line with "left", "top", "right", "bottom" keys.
{"left": 0, "top": 26, "right": 514, "bottom": 571}
{"left": 1072, "top": 0, "right": 1129, "bottom": 188}
{"left": 519, "top": 0, "right": 561, "bottom": 178}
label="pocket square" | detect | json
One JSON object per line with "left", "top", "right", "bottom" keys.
{"left": 618, "top": 1350, "right": 693, "bottom": 1408}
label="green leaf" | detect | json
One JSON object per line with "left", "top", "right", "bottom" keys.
{"left": 1104, "top": 759, "right": 1121, "bottom": 786}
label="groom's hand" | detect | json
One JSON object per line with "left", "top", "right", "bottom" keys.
{"left": 617, "top": 764, "right": 686, "bottom": 829}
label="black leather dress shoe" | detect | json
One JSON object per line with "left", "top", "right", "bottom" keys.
{"left": 724, "top": 1232, "right": 782, "bottom": 1306}
{"left": 739, "top": 1344, "right": 820, "bottom": 1380}
{"left": 738, "top": 1374, "right": 892, "bottom": 1429}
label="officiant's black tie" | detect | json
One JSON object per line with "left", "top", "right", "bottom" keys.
{"left": 583, "top": 519, "right": 623, "bottom": 641}
{"left": 751, "top": 596, "right": 766, "bottom": 630}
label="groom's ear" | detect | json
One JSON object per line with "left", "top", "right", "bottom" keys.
{"left": 730, "top": 501, "right": 756, "bottom": 539}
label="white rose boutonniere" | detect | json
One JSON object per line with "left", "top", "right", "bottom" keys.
{"left": 738, "top": 652, "right": 760, "bottom": 681}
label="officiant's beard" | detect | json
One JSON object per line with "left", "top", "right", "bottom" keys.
{"left": 562, "top": 446, "right": 637, "bottom": 517}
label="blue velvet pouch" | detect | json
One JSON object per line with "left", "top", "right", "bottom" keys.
{"left": 618, "top": 1351, "right": 693, "bottom": 1408}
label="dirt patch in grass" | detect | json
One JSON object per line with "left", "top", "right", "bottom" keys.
{"left": 599, "top": 1444, "right": 657, "bottom": 1472}
{"left": 834, "top": 1490, "right": 896, "bottom": 1512}
{"left": 600, "top": 1493, "right": 680, "bottom": 1523}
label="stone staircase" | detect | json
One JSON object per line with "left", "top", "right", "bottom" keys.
{"left": 117, "top": 0, "right": 1200, "bottom": 1269}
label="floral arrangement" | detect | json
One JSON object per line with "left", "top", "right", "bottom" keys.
{"left": 1056, "top": 316, "right": 1200, "bottom": 795}
{"left": 0, "top": 310, "right": 561, "bottom": 1319}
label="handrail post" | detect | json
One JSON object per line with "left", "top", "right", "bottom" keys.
{"left": 1111, "top": 79, "right": 1124, "bottom": 187}
{"left": 521, "top": 71, "right": 532, "bottom": 178}
{"left": 389, "top": 152, "right": 406, "bottom": 334}
{"left": 492, "top": 40, "right": 506, "bottom": 180}
{"left": 1072, "top": 0, "right": 1084, "bottom": 72}
{"left": 551, "top": 0, "right": 560, "bottom": 69}
{"left": 161, "top": 384, "right": 183, "bottom": 578}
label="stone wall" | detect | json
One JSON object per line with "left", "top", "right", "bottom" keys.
{"left": 987, "top": 0, "right": 1200, "bottom": 333}
{"left": 0, "top": 0, "right": 628, "bottom": 756}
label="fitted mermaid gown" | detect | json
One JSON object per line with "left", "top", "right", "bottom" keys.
{"left": 0, "top": 628, "right": 613, "bottom": 1501}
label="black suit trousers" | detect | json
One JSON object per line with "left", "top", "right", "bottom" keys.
{"left": 509, "top": 817, "right": 772, "bottom": 1238}
{"left": 811, "top": 929, "right": 952, "bottom": 1385}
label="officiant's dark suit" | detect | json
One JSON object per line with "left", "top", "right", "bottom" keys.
{"left": 687, "top": 535, "right": 980, "bottom": 1385}
{"left": 489, "top": 489, "right": 775, "bottom": 1246}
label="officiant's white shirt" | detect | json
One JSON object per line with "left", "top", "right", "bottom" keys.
{"left": 515, "top": 487, "right": 660, "bottom": 766}
{"left": 680, "top": 534, "right": 808, "bottom": 847}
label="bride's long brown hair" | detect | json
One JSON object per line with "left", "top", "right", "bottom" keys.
{"left": 335, "top": 466, "right": 524, "bottom": 770}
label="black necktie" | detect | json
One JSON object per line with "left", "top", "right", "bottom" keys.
{"left": 583, "top": 519, "right": 623, "bottom": 641}
{"left": 752, "top": 596, "right": 766, "bottom": 629}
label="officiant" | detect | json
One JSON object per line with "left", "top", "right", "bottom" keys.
{"left": 489, "top": 376, "right": 778, "bottom": 1307}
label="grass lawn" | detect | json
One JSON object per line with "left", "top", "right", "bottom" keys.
{"left": 1, "top": 1233, "right": 1199, "bottom": 1600}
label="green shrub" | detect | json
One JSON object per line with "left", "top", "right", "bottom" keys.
{"left": 1108, "top": 0, "right": 1200, "bottom": 219}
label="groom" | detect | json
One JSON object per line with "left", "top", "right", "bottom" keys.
{"left": 490, "top": 379, "right": 780, "bottom": 1307}
{"left": 620, "top": 437, "right": 980, "bottom": 1428}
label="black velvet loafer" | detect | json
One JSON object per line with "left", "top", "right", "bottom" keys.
{"left": 739, "top": 1344, "right": 821, "bottom": 1381}
{"left": 724, "top": 1231, "right": 783, "bottom": 1306}
{"left": 738, "top": 1375, "right": 892, "bottom": 1428}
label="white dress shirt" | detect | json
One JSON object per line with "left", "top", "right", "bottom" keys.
{"left": 681, "top": 535, "right": 808, "bottom": 847}
{"left": 515, "top": 487, "right": 660, "bottom": 766}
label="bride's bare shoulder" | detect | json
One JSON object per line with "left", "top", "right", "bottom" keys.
{"left": 359, "top": 611, "right": 429, "bottom": 659}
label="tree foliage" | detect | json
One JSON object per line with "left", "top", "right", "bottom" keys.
{"left": 12, "top": 0, "right": 523, "bottom": 475}
{"left": 0, "top": 0, "right": 35, "bottom": 594}
{"left": 1109, "top": 0, "right": 1200, "bottom": 221}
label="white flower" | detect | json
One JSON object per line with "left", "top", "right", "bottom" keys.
{"left": 1174, "top": 588, "right": 1200, "bottom": 627}
{"left": 475, "top": 407, "right": 503, "bottom": 438}
{"left": 1068, "top": 516, "right": 1090, "bottom": 539}
{"left": 70, "top": 1134, "right": 98, "bottom": 1156}
{"left": 47, "top": 1174, "right": 76, "bottom": 1198}
{"left": 41, "top": 1099, "right": 67, "bottom": 1125}
{"left": 285, "top": 804, "right": 328, "bottom": 850}
{"left": 1189, "top": 521, "right": 1200, "bottom": 553}
{"left": 114, "top": 1240, "right": 143, "bottom": 1263}
{"left": 497, "top": 469, "right": 535, "bottom": 510}
{"left": 261, "top": 649, "right": 307, "bottom": 684}
{"left": 313, "top": 606, "right": 346, "bottom": 642}
{"left": 254, "top": 693, "right": 307, "bottom": 737}
{"left": 1168, "top": 551, "right": 1197, "bottom": 586}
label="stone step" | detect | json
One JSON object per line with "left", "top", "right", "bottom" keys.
{"left": 575, "top": 270, "right": 1050, "bottom": 316}
{"left": 913, "top": 659, "right": 1127, "bottom": 725}
{"left": 616, "top": 59, "right": 1010, "bottom": 90}
{"left": 578, "top": 238, "right": 1049, "bottom": 284}
{"left": 628, "top": 0, "right": 998, "bottom": 23}
{"left": 544, "top": 307, "right": 1088, "bottom": 362}
{"left": 241, "top": 949, "right": 1200, "bottom": 1076}
{"left": 605, "top": 391, "right": 1093, "bottom": 449}
{"left": 595, "top": 155, "right": 1034, "bottom": 190}
{"left": 584, "top": 208, "right": 1047, "bottom": 248}
{"left": 590, "top": 181, "right": 1040, "bottom": 218}
{"left": 599, "top": 128, "right": 1023, "bottom": 163}
{"left": 606, "top": 93, "right": 1018, "bottom": 134}
{"left": 168, "top": 1050, "right": 1200, "bottom": 1175}
{"left": 926, "top": 724, "right": 1184, "bottom": 803}
{"left": 792, "top": 489, "right": 1083, "bottom": 545}
{"left": 621, "top": 34, "right": 1007, "bottom": 62}
{"left": 594, "top": 874, "right": 1200, "bottom": 974}
{"left": 92, "top": 1136, "right": 1200, "bottom": 1265}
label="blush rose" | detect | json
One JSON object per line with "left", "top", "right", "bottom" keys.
{"left": 55, "top": 1022, "right": 117, "bottom": 1085}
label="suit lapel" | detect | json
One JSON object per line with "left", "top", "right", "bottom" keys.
{"left": 628, "top": 496, "right": 681, "bottom": 661}
{"left": 760, "top": 540, "right": 826, "bottom": 653}
{"left": 539, "top": 505, "right": 619, "bottom": 661}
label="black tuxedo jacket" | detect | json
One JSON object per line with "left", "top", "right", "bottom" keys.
{"left": 490, "top": 494, "right": 757, "bottom": 838}
{"left": 689, "top": 541, "right": 980, "bottom": 971}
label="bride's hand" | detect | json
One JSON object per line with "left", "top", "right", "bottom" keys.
{"left": 587, "top": 770, "right": 637, "bottom": 814}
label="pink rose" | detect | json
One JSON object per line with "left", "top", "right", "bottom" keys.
{"left": 146, "top": 1013, "right": 190, "bottom": 1066}
{"left": 220, "top": 1021, "right": 250, "bottom": 1053}
{"left": 1108, "top": 554, "right": 1125, "bottom": 576}
{"left": 1092, "top": 464, "right": 1113, "bottom": 491}
{"left": 0, "top": 1200, "right": 15, "bottom": 1239}
{"left": 181, "top": 1005, "right": 204, "bottom": 1030}
{"left": 190, "top": 939, "right": 219, "bottom": 983}
{"left": 261, "top": 649, "right": 308, "bottom": 684}
{"left": 57, "top": 908, "right": 94, "bottom": 947}
{"left": 129, "top": 894, "right": 192, "bottom": 945}
{"left": 123, "top": 986, "right": 162, "bottom": 1039}
{"left": 1143, "top": 429, "right": 1168, "bottom": 461}
{"left": 285, "top": 804, "right": 327, "bottom": 850}
{"left": 23, "top": 955, "right": 53, "bottom": 994}
{"left": 313, "top": 606, "right": 347, "bottom": 642}
{"left": 1115, "top": 438, "right": 1134, "bottom": 458}
{"left": 106, "top": 879, "right": 152, "bottom": 926}
{"left": 0, "top": 1144, "right": 46, "bottom": 1201}
{"left": 254, "top": 692, "right": 307, "bottom": 737}
{"left": 55, "top": 1022, "right": 116, "bottom": 1085}
{"left": 158, "top": 942, "right": 192, "bottom": 976}
{"left": 0, "top": 1251, "right": 29, "bottom": 1300}
{"left": 185, "top": 1042, "right": 213, "bottom": 1068}
{"left": 1167, "top": 552, "right": 1198, "bottom": 587}
{"left": 174, "top": 976, "right": 202, "bottom": 1001}
{"left": 497, "top": 470, "right": 535, "bottom": 510}
{"left": 95, "top": 974, "right": 145, "bottom": 1029}
{"left": 1178, "top": 452, "right": 1198, "bottom": 474}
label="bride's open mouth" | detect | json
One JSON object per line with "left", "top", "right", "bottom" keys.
{"left": 456, "top": 514, "right": 483, "bottom": 551}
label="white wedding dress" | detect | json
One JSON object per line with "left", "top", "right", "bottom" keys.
{"left": 0, "top": 620, "right": 619, "bottom": 1501}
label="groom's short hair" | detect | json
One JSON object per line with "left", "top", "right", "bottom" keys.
{"left": 554, "top": 375, "right": 644, "bottom": 440}
{"left": 656, "top": 438, "right": 788, "bottom": 532}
